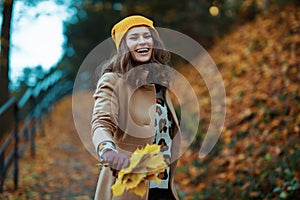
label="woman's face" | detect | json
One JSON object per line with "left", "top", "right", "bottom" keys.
{"left": 125, "top": 26, "right": 154, "bottom": 63}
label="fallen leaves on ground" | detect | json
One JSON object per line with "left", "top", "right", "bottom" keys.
{"left": 0, "top": 94, "right": 98, "bottom": 200}
{"left": 174, "top": 4, "right": 300, "bottom": 200}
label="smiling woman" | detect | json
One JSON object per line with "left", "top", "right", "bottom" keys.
{"left": 9, "top": 0, "right": 74, "bottom": 83}
{"left": 91, "top": 15, "right": 180, "bottom": 200}
{"left": 125, "top": 26, "right": 154, "bottom": 63}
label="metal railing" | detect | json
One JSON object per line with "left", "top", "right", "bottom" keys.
{"left": 0, "top": 69, "right": 73, "bottom": 192}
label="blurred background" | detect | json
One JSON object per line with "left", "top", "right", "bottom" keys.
{"left": 0, "top": 0, "right": 300, "bottom": 199}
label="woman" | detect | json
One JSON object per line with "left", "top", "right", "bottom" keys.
{"left": 91, "top": 15, "right": 181, "bottom": 200}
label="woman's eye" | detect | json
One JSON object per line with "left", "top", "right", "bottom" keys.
{"left": 130, "top": 36, "right": 138, "bottom": 40}
{"left": 144, "top": 35, "right": 152, "bottom": 39}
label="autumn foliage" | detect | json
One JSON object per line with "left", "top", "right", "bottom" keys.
{"left": 111, "top": 144, "right": 167, "bottom": 197}
{"left": 1, "top": 3, "right": 300, "bottom": 200}
{"left": 174, "top": 4, "right": 300, "bottom": 200}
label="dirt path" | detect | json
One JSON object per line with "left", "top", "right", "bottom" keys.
{"left": 1, "top": 95, "right": 99, "bottom": 200}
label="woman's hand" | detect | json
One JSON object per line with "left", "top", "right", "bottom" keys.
{"left": 102, "top": 150, "right": 130, "bottom": 176}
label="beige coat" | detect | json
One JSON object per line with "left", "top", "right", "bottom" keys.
{"left": 92, "top": 72, "right": 181, "bottom": 200}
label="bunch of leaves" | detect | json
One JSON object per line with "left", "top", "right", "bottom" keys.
{"left": 112, "top": 144, "right": 167, "bottom": 198}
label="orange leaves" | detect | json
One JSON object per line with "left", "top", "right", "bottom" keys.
{"left": 174, "top": 4, "right": 300, "bottom": 199}
{"left": 188, "top": 166, "right": 198, "bottom": 177}
{"left": 111, "top": 144, "right": 167, "bottom": 198}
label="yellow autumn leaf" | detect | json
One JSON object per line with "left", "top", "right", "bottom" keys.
{"left": 125, "top": 144, "right": 160, "bottom": 173}
{"left": 124, "top": 152, "right": 144, "bottom": 172}
{"left": 144, "top": 154, "right": 167, "bottom": 170}
{"left": 117, "top": 168, "right": 130, "bottom": 180}
{"left": 111, "top": 179, "right": 126, "bottom": 197}
{"left": 128, "top": 180, "right": 147, "bottom": 198}
{"left": 147, "top": 165, "right": 166, "bottom": 176}
{"left": 119, "top": 144, "right": 163, "bottom": 175}
{"left": 146, "top": 173, "right": 162, "bottom": 183}
{"left": 111, "top": 144, "right": 168, "bottom": 197}
{"left": 135, "top": 144, "right": 160, "bottom": 154}
{"left": 123, "top": 173, "right": 146, "bottom": 190}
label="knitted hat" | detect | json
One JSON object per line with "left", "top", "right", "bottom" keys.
{"left": 111, "top": 15, "right": 158, "bottom": 50}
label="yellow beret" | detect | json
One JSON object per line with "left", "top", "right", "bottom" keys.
{"left": 111, "top": 15, "right": 158, "bottom": 50}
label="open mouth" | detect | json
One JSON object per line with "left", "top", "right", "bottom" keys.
{"left": 136, "top": 48, "right": 150, "bottom": 53}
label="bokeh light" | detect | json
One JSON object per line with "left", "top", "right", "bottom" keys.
{"left": 209, "top": 6, "right": 219, "bottom": 16}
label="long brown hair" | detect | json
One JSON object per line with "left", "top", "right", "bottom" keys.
{"left": 98, "top": 27, "right": 173, "bottom": 88}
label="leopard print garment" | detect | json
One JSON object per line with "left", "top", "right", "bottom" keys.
{"left": 150, "top": 85, "right": 174, "bottom": 189}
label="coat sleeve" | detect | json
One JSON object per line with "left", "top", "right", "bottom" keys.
{"left": 91, "top": 72, "right": 119, "bottom": 152}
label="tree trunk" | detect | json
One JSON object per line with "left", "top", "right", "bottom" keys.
{"left": 0, "top": 0, "right": 14, "bottom": 107}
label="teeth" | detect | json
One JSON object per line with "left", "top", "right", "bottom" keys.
{"left": 136, "top": 48, "right": 149, "bottom": 53}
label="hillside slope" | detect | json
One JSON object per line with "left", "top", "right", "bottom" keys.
{"left": 175, "top": 4, "right": 300, "bottom": 200}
